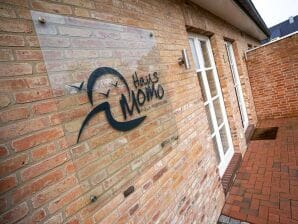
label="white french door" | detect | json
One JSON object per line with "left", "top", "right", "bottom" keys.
{"left": 225, "top": 41, "right": 249, "bottom": 130}
{"left": 189, "top": 34, "right": 234, "bottom": 177}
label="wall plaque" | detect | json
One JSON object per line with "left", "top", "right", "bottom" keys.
{"left": 32, "top": 11, "right": 178, "bottom": 214}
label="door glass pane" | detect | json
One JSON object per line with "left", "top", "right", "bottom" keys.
{"left": 205, "top": 104, "right": 214, "bottom": 133}
{"left": 197, "top": 72, "right": 207, "bottom": 102}
{"left": 200, "top": 41, "right": 211, "bottom": 68}
{"left": 206, "top": 70, "right": 217, "bottom": 97}
{"left": 220, "top": 126, "right": 229, "bottom": 154}
{"left": 189, "top": 38, "right": 200, "bottom": 70}
{"left": 213, "top": 98, "right": 224, "bottom": 126}
{"left": 212, "top": 136, "right": 220, "bottom": 163}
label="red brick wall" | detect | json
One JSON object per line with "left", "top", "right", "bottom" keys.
{"left": 247, "top": 33, "right": 298, "bottom": 120}
{"left": 0, "top": 0, "right": 259, "bottom": 223}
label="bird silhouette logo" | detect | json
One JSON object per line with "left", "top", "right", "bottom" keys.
{"left": 76, "top": 67, "right": 146, "bottom": 143}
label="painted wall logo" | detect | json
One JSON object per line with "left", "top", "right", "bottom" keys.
{"left": 76, "top": 67, "right": 165, "bottom": 143}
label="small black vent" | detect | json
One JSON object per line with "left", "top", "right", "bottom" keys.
{"left": 123, "top": 186, "right": 135, "bottom": 198}
{"left": 251, "top": 127, "right": 278, "bottom": 140}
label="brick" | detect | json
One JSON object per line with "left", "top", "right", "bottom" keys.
{"left": 30, "top": 208, "right": 47, "bottom": 223}
{"left": 15, "top": 50, "right": 43, "bottom": 61}
{"left": 0, "top": 1, "right": 269, "bottom": 224}
{"left": 0, "top": 79, "right": 27, "bottom": 90}
{"left": 44, "top": 213, "right": 63, "bottom": 224}
{"left": 11, "top": 127, "right": 64, "bottom": 152}
{"left": 74, "top": 7, "right": 89, "bottom": 17}
{"left": 15, "top": 88, "right": 53, "bottom": 103}
{"left": 25, "top": 76, "right": 49, "bottom": 88}
{"left": 31, "top": 0, "right": 72, "bottom": 15}
{"left": 20, "top": 151, "right": 68, "bottom": 181}
{"left": 247, "top": 35, "right": 298, "bottom": 119}
{"left": 0, "top": 197, "right": 7, "bottom": 214}
{"left": 48, "top": 186, "right": 82, "bottom": 214}
{"left": 65, "top": 196, "right": 88, "bottom": 218}
{"left": 12, "top": 169, "right": 64, "bottom": 204}
{"left": 0, "top": 49, "right": 13, "bottom": 61}
{"left": 0, "top": 0, "right": 29, "bottom": 7}
{"left": 0, "top": 154, "right": 29, "bottom": 177}
{"left": 63, "top": 0, "right": 94, "bottom": 9}
{"left": 153, "top": 166, "right": 168, "bottom": 182}
{"left": 0, "top": 34, "right": 25, "bottom": 47}
{"left": 15, "top": 8, "right": 31, "bottom": 20}
{"left": 0, "top": 117, "right": 50, "bottom": 142}
{"left": 50, "top": 107, "right": 89, "bottom": 125}
{"left": 32, "top": 100, "right": 57, "bottom": 115}
{"left": 0, "top": 5, "right": 17, "bottom": 18}
{"left": 26, "top": 36, "right": 39, "bottom": 47}
{"left": 0, "top": 175, "right": 17, "bottom": 194}
{"left": 0, "top": 95, "right": 11, "bottom": 108}
{"left": 31, "top": 143, "right": 56, "bottom": 161}
{"left": 0, "top": 63, "right": 32, "bottom": 77}
{"left": 0, "top": 18, "right": 32, "bottom": 33}
{"left": 0, "top": 145, "right": 8, "bottom": 158}
{"left": 129, "top": 203, "right": 139, "bottom": 216}
{"left": 32, "top": 175, "right": 77, "bottom": 208}
{"left": 98, "top": 210, "right": 119, "bottom": 224}
{"left": 0, "top": 107, "right": 29, "bottom": 123}
{"left": 0, "top": 202, "right": 29, "bottom": 224}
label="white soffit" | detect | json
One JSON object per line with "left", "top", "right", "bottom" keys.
{"left": 191, "top": 0, "right": 267, "bottom": 40}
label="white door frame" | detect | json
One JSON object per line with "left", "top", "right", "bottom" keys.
{"left": 189, "top": 34, "right": 234, "bottom": 177}
{"left": 225, "top": 41, "right": 249, "bottom": 131}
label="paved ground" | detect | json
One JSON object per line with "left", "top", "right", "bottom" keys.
{"left": 221, "top": 118, "right": 298, "bottom": 224}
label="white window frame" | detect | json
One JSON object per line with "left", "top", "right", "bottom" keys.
{"left": 225, "top": 41, "right": 249, "bottom": 130}
{"left": 189, "top": 34, "right": 234, "bottom": 177}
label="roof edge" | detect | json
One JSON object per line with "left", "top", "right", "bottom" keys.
{"left": 246, "top": 31, "right": 297, "bottom": 53}
{"left": 233, "top": 0, "right": 270, "bottom": 37}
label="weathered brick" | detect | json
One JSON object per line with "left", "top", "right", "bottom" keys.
{"left": 0, "top": 107, "right": 29, "bottom": 123}
{"left": 0, "top": 18, "right": 32, "bottom": 33}
{"left": 44, "top": 213, "right": 63, "bottom": 224}
{"left": 0, "top": 79, "right": 27, "bottom": 91}
{"left": 20, "top": 151, "right": 68, "bottom": 181}
{"left": 0, "top": 5, "right": 17, "bottom": 18}
{"left": 0, "top": 95, "right": 11, "bottom": 108}
{"left": 0, "top": 154, "right": 29, "bottom": 177}
{"left": 0, "top": 202, "right": 29, "bottom": 224}
{"left": 28, "top": 208, "right": 47, "bottom": 223}
{"left": 15, "top": 50, "right": 43, "bottom": 61}
{"left": 31, "top": 143, "right": 56, "bottom": 161}
{"left": 0, "top": 145, "right": 8, "bottom": 158}
{"left": 0, "top": 174, "right": 17, "bottom": 194}
{"left": 0, "top": 63, "right": 32, "bottom": 77}
{"left": 0, "top": 49, "right": 13, "bottom": 61}
{"left": 50, "top": 106, "right": 89, "bottom": 125}
{"left": 15, "top": 88, "right": 53, "bottom": 103}
{"left": 0, "top": 0, "right": 29, "bottom": 7}
{"left": 32, "top": 175, "right": 77, "bottom": 208}
{"left": 0, "top": 34, "right": 25, "bottom": 46}
{"left": 31, "top": 0, "right": 72, "bottom": 15}
{"left": 26, "top": 36, "right": 39, "bottom": 47}
{"left": 74, "top": 7, "right": 90, "bottom": 17}
{"left": 0, "top": 197, "right": 7, "bottom": 214}
{"left": 63, "top": 0, "right": 94, "bottom": 9}
{"left": 12, "top": 169, "right": 64, "bottom": 204}
{"left": 0, "top": 117, "right": 50, "bottom": 142}
{"left": 48, "top": 186, "right": 82, "bottom": 214}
